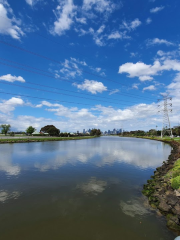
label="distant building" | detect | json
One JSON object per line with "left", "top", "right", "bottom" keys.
{"left": 83, "top": 129, "right": 85, "bottom": 134}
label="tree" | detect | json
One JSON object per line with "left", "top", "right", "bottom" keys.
{"left": 90, "top": 129, "right": 101, "bottom": 136}
{"left": 40, "top": 125, "right": 60, "bottom": 136}
{"left": 0, "top": 124, "right": 11, "bottom": 135}
{"left": 26, "top": 126, "right": 36, "bottom": 135}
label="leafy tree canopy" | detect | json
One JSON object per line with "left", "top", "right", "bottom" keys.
{"left": 26, "top": 126, "right": 36, "bottom": 135}
{"left": 90, "top": 129, "right": 101, "bottom": 136}
{"left": 40, "top": 125, "right": 60, "bottom": 136}
{"left": 0, "top": 124, "right": 11, "bottom": 135}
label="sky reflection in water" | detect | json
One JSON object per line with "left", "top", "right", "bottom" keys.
{"left": 0, "top": 136, "right": 171, "bottom": 176}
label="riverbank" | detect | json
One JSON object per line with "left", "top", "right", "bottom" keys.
{"left": 0, "top": 136, "right": 98, "bottom": 144}
{"left": 142, "top": 138, "right": 180, "bottom": 233}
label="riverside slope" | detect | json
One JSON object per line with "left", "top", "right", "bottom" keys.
{"left": 143, "top": 140, "right": 180, "bottom": 233}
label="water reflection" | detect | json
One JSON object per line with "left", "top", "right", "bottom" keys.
{"left": 120, "top": 198, "right": 151, "bottom": 217}
{"left": 0, "top": 191, "right": 20, "bottom": 203}
{"left": 0, "top": 146, "right": 20, "bottom": 176}
{"left": 77, "top": 177, "right": 107, "bottom": 195}
{"left": 0, "top": 137, "right": 175, "bottom": 240}
{"left": 0, "top": 137, "right": 171, "bottom": 176}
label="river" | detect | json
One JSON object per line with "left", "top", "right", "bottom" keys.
{"left": 0, "top": 136, "right": 176, "bottom": 239}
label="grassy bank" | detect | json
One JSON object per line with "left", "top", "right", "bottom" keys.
{"left": 120, "top": 135, "right": 180, "bottom": 144}
{"left": 0, "top": 136, "right": 98, "bottom": 144}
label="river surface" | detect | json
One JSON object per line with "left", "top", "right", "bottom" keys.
{"left": 0, "top": 136, "right": 176, "bottom": 240}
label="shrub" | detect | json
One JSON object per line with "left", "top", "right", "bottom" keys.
{"left": 171, "top": 176, "right": 180, "bottom": 189}
{"left": 172, "top": 169, "right": 180, "bottom": 178}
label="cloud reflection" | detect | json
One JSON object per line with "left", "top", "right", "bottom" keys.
{"left": 0, "top": 146, "right": 21, "bottom": 176}
{"left": 0, "top": 191, "right": 20, "bottom": 203}
{"left": 120, "top": 199, "right": 150, "bottom": 217}
{"left": 77, "top": 177, "right": 107, "bottom": 195}
{"left": 0, "top": 137, "right": 171, "bottom": 174}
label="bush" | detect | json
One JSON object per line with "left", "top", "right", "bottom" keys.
{"left": 9, "top": 132, "right": 15, "bottom": 136}
{"left": 171, "top": 176, "right": 180, "bottom": 189}
{"left": 172, "top": 169, "right": 180, "bottom": 178}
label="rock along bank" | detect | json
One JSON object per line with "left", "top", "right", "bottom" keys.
{"left": 142, "top": 140, "right": 180, "bottom": 233}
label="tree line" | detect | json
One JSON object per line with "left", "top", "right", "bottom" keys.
{"left": 121, "top": 126, "right": 180, "bottom": 137}
{"left": 0, "top": 124, "right": 102, "bottom": 137}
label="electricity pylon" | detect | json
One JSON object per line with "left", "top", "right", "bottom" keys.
{"left": 158, "top": 95, "right": 173, "bottom": 138}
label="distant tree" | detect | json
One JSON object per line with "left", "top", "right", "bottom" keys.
{"left": 157, "top": 130, "right": 161, "bottom": 136}
{"left": 26, "top": 126, "right": 36, "bottom": 135}
{"left": 90, "top": 129, "right": 101, "bottom": 136}
{"left": 172, "top": 126, "right": 180, "bottom": 136}
{"left": 0, "top": 124, "right": 11, "bottom": 135}
{"left": 40, "top": 125, "right": 60, "bottom": 136}
{"left": 9, "top": 132, "right": 15, "bottom": 136}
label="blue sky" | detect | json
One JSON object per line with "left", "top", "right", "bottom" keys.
{"left": 0, "top": 0, "right": 180, "bottom": 132}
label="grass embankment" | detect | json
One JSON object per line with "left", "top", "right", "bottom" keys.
{"left": 0, "top": 136, "right": 98, "bottom": 144}
{"left": 131, "top": 135, "right": 180, "bottom": 144}
{"left": 165, "top": 159, "right": 180, "bottom": 190}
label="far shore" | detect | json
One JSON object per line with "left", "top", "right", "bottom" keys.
{"left": 0, "top": 135, "right": 99, "bottom": 144}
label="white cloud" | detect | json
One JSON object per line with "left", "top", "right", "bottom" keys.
{"left": 119, "top": 61, "right": 160, "bottom": 80}
{"left": 150, "top": 6, "right": 164, "bottom": 13}
{"left": 0, "top": 97, "right": 24, "bottom": 113}
{"left": 95, "top": 67, "right": 101, "bottom": 72}
{"left": 75, "top": 17, "right": 87, "bottom": 24}
{"left": 70, "top": 57, "right": 87, "bottom": 66}
{"left": 75, "top": 26, "right": 106, "bottom": 46}
{"left": 147, "top": 38, "right": 174, "bottom": 46}
{"left": 130, "top": 52, "right": 137, "bottom": 57}
{"left": 119, "top": 58, "right": 180, "bottom": 81}
{"left": 108, "top": 31, "right": 130, "bottom": 40}
{"left": 132, "top": 83, "right": 139, "bottom": 89}
{"left": 109, "top": 89, "right": 119, "bottom": 95}
{"left": 143, "top": 85, "right": 156, "bottom": 91}
{"left": 120, "top": 18, "right": 141, "bottom": 31}
{"left": 92, "top": 25, "right": 106, "bottom": 46}
{"left": 139, "top": 76, "right": 153, "bottom": 81}
{"left": 25, "top": 0, "right": 40, "bottom": 6}
{"left": 146, "top": 18, "right": 152, "bottom": 24}
{"left": 0, "top": 2, "right": 24, "bottom": 39}
{"left": 58, "top": 59, "right": 82, "bottom": 78}
{"left": 73, "top": 79, "right": 107, "bottom": 94}
{"left": 82, "top": 0, "right": 118, "bottom": 14}
{"left": 52, "top": 0, "right": 76, "bottom": 36}
{"left": 0, "top": 74, "right": 25, "bottom": 82}
{"left": 157, "top": 50, "right": 178, "bottom": 58}
{"left": 108, "top": 31, "right": 122, "bottom": 39}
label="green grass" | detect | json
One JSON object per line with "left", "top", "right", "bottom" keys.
{"left": 164, "top": 158, "right": 180, "bottom": 190}
{"left": 0, "top": 136, "right": 98, "bottom": 144}
{"left": 171, "top": 176, "right": 180, "bottom": 189}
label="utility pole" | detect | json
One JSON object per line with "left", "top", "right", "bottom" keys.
{"left": 156, "top": 125, "right": 158, "bottom": 136}
{"left": 158, "top": 95, "right": 173, "bottom": 138}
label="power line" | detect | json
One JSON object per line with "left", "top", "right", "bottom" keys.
{"left": 0, "top": 39, "right": 156, "bottom": 101}
{"left": 0, "top": 81, "right": 142, "bottom": 107}
{"left": 0, "top": 91, "right": 164, "bottom": 115}
{"left": 0, "top": 58, "right": 156, "bottom": 102}
{"left": 0, "top": 91, "right": 109, "bottom": 107}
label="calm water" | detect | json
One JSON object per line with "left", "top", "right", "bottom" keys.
{"left": 0, "top": 137, "right": 176, "bottom": 240}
